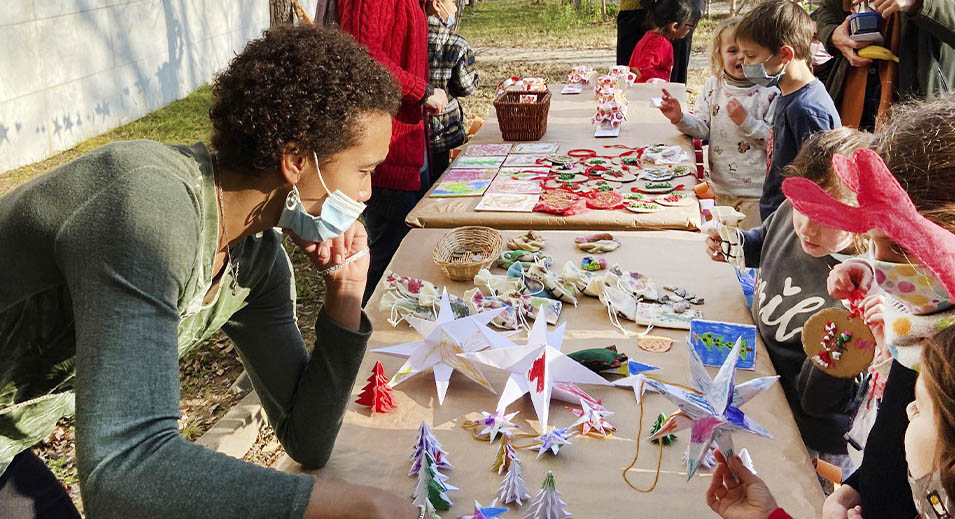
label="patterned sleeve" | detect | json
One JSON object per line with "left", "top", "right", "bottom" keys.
{"left": 447, "top": 36, "right": 479, "bottom": 98}
{"left": 675, "top": 75, "right": 716, "bottom": 139}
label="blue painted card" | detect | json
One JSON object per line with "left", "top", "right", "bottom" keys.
{"left": 689, "top": 319, "right": 758, "bottom": 370}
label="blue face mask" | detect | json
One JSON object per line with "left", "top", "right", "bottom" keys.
{"left": 276, "top": 153, "right": 366, "bottom": 243}
{"left": 742, "top": 55, "right": 786, "bottom": 88}
{"left": 439, "top": 3, "right": 455, "bottom": 27}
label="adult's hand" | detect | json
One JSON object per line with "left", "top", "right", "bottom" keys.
{"left": 706, "top": 451, "right": 779, "bottom": 519}
{"left": 871, "top": 0, "right": 919, "bottom": 16}
{"left": 659, "top": 88, "right": 684, "bottom": 124}
{"left": 831, "top": 17, "right": 873, "bottom": 67}
{"left": 424, "top": 88, "right": 449, "bottom": 113}
{"left": 305, "top": 478, "right": 420, "bottom": 519}
{"left": 822, "top": 484, "right": 862, "bottom": 519}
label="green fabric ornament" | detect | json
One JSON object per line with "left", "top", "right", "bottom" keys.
{"left": 567, "top": 345, "right": 626, "bottom": 373}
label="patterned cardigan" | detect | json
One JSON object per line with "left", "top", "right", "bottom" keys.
{"left": 427, "top": 15, "right": 479, "bottom": 153}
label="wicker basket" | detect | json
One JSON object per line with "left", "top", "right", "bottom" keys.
{"left": 493, "top": 90, "right": 551, "bottom": 141}
{"left": 432, "top": 226, "right": 504, "bottom": 281}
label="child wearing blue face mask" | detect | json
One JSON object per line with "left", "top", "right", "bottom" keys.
{"left": 735, "top": 0, "right": 841, "bottom": 222}
{"left": 426, "top": 0, "right": 479, "bottom": 179}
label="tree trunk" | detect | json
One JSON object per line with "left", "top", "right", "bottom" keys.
{"left": 270, "top": 0, "right": 294, "bottom": 27}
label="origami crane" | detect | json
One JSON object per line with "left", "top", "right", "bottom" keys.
{"left": 460, "top": 315, "right": 611, "bottom": 432}
{"left": 645, "top": 338, "right": 778, "bottom": 479}
{"left": 374, "top": 289, "right": 514, "bottom": 405}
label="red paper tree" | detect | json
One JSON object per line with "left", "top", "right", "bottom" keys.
{"left": 356, "top": 361, "right": 396, "bottom": 413}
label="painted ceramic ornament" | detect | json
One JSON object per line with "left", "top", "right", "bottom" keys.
{"left": 802, "top": 307, "right": 876, "bottom": 378}
{"left": 586, "top": 190, "right": 624, "bottom": 210}
{"left": 581, "top": 255, "right": 607, "bottom": 272}
{"left": 655, "top": 192, "right": 695, "bottom": 207}
{"left": 507, "top": 230, "right": 546, "bottom": 252}
{"left": 625, "top": 200, "right": 662, "bottom": 213}
{"left": 575, "top": 233, "right": 621, "bottom": 253}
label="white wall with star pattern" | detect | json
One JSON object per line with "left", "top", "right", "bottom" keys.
{"left": 0, "top": 0, "right": 270, "bottom": 173}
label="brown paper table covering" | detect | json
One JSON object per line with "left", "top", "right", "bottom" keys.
{"left": 279, "top": 229, "right": 825, "bottom": 517}
{"left": 405, "top": 84, "right": 703, "bottom": 232}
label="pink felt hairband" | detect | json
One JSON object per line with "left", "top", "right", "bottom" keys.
{"left": 781, "top": 148, "right": 955, "bottom": 300}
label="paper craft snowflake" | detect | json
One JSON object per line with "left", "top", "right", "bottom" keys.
{"left": 645, "top": 338, "right": 779, "bottom": 479}
{"left": 568, "top": 398, "right": 615, "bottom": 436}
{"left": 374, "top": 289, "right": 513, "bottom": 405}
{"left": 458, "top": 501, "right": 508, "bottom": 519}
{"left": 460, "top": 315, "right": 611, "bottom": 432}
{"left": 534, "top": 426, "right": 574, "bottom": 458}
{"left": 524, "top": 471, "right": 571, "bottom": 519}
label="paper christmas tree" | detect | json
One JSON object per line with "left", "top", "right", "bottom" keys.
{"left": 412, "top": 450, "right": 454, "bottom": 511}
{"left": 492, "top": 435, "right": 516, "bottom": 474}
{"left": 355, "top": 361, "right": 396, "bottom": 414}
{"left": 497, "top": 453, "right": 531, "bottom": 506}
{"left": 524, "top": 471, "right": 571, "bottom": 519}
{"left": 410, "top": 422, "right": 452, "bottom": 476}
{"left": 649, "top": 412, "right": 677, "bottom": 445}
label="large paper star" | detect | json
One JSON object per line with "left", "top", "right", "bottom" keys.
{"left": 645, "top": 338, "right": 778, "bottom": 479}
{"left": 458, "top": 501, "right": 508, "bottom": 519}
{"left": 568, "top": 398, "right": 615, "bottom": 436}
{"left": 475, "top": 410, "right": 520, "bottom": 442}
{"left": 612, "top": 360, "right": 662, "bottom": 404}
{"left": 460, "top": 315, "right": 611, "bottom": 432}
{"left": 374, "top": 289, "right": 513, "bottom": 405}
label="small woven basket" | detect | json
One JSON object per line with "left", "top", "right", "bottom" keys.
{"left": 432, "top": 226, "right": 504, "bottom": 281}
{"left": 493, "top": 90, "right": 551, "bottom": 141}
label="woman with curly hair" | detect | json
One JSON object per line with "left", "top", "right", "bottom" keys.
{"left": 0, "top": 25, "right": 419, "bottom": 519}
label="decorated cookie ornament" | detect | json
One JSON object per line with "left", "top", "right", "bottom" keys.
{"left": 802, "top": 307, "right": 876, "bottom": 378}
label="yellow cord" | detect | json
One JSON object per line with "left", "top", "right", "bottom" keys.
{"left": 622, "top": 397, "right": 664, "bottom": 493}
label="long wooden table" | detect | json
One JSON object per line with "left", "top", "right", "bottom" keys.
{"left": 279, "top": 229, "right": 826, "bottom": 517}
{"left": 405, "top": 84, "right": 703, "bottom": 231}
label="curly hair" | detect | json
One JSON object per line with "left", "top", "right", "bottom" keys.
{"left": 209, "top": 25, "right": 400, "bottom": 175}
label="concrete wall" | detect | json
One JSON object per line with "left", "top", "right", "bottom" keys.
{"left": 0, "top": 0, "right": 272, "bottom": 173}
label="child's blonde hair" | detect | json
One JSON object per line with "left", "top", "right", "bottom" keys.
{"left": 709, "top": 17, "right": 741, "bottom": 77}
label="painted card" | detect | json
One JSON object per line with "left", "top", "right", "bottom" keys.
{"left": 430, "top": 180, "right": 493, "bottom": 197}
{"left": 496, "top": 167, "right": 551, "bottom": 181}
{"left": 452, "top": 156, "right": 508, "bottom": 169}
{"left": 501, "top": 154, "right": 549, "bottom": 168}
{"left": 486, "top": 179, "right": 542, "bottom": 195}
{"left": 513, "top": 143, "right": 560, "bottom": 154}
{"left": 443, "top": 168, "right": 500, "bottom": 182}
{"left": 464, "top": 143, "right": 513, "bottom": 157}
{"left": 635, "top": 303, "right": 702, "bottom": 330}
{"left": 475, "top": 193, "right": 540, "bottom": 212}
{"left": 689, "top": 319, "right": 758, "bottom": 370}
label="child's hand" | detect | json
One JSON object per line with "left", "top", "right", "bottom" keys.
{"left": 822, "top": 481, "right": 862, "bottom": 519}
{"left": 705, "top": 227, "right": 728, "bottom": 263}
{"left": 861, "top": 293, "right": 886, "bottom": 351}
{"left": 706, "top": 451, "right": 779, "bottom": 519}
{"left": 727, "top": 99, "right": 749, "bottom": 127}
{"left": 827, "top": 262, "right": 874, "bottom": 300}
{"left": 846, "top": 506, "right": 864, "bottom": 519}
{"left": 659, "top": 88, "right": 683, "bottom": 124}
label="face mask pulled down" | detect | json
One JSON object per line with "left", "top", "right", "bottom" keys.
{"left": 277, "top": 153, "right": 366, "bottom": 243}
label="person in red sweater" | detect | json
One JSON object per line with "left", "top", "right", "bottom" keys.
{"left": 339, "top": 0, "right": 450, "bottom": 302}
{"left": 628, "top": 0, "right": 702, "bottom": 83}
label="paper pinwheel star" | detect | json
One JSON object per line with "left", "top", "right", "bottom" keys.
{"left": 534, "top": 426, "right": 574, "bottom": 458}
{"left": 645, "top": 338, "right": 778, "bottom": 479}
{"left": 476, "top": 410, "right": 520, "bottom": 442}
{"left": 457, "top": 501, "right": 508, "bottom": 519}
{"left": 460, "top": 315, "right": 611, "bottom": 432}
{"left": 374, "top": 289, "right": 513, "bottom": 405}
{"left": 568, "top": 398, "right": 615, "bottom": 436}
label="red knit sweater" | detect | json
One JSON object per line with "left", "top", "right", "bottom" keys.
{"left": 629, "top": 31, "right": 674, "bottom": 83}
{"left": 340, "top": 0, "right": 429, "bottom": 191}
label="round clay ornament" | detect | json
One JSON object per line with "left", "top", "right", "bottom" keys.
{"left": 584, "top": 158, "right": 612, "bottom": 167}
{"left": 602, "top": 169, "right": 637, "bottom": 183}
{"left": 587, "top": 190, "right": 624, "bottom": 210}
{"left": 625, "top": 201, "right": 662, "bottom": 213}
{"left": 636, "top": 181, "right": 677, "bottom": 194}
{"left": 638, "top": 335, "right": 674, "bottom": 353}
{"left": 538, "top": 190, "right": 581, "bottom": 213}
{"left": 654, "top": 192, "right": 695, "bottom": 206}
{"left": 638, "top": 168, "right": 674, "bottom": 182}
{"left": 670, "top": 165, "right": 693, "bottom": 177}
{"left": 584, "top": 179, "right": 622, "bottom": 191}
{"left": 802, "top": 307, "right": 876, "bottom": 378}
{"left": 547, "top": 155, "right": 576, "bottom": 166}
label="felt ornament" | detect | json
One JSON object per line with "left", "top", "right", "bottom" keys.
{"left": 802, "top": 307, "right": 876, "bottom": 378}
{"left": 580, "top": 255, "right": 607, "bottom": 272}
{"left": 782, "top": 148, "right": 955, "bottom": 302}
{"left": 567, "top": 345, "right": 627, "bottom": 372}
{"left": 497, "top": 453, "right": 531, "bottom": 506}
{"left": 534, "top": 427, "right": 574, "bottom": 458}
{"left": 492, "top": 435, "right": 517, "bottom": 474}
{"left": 524, "top": 472, "right": 571, "bottom": 519}
{"left": 568, "top": 398, "right": 616, "bottom": 436}
{"left": 624, "top": 201, "right": 662, "bottom": 213}
{"left": 355, "top": 361, "right": 397, "bottom": 414}
{"left": 508, "top": 230, "right": 546, "bottom": 252}
{"left": 574, "top": 232, "right": 621, "bottom": 253}
{"left": 586, "top": 190, "right": 624, "bottom": 210}
{"left": 638, "top": 334, "right": 674, "bottom": 352}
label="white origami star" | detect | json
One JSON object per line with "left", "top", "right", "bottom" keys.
{"left": 534, "top": 426, "right": 574, "bottom": 458}
{"left": 460, "top": 315, "right": 611, "bottom": 432}
{"left": 612, "top": 360, "right": 662, "bottom": 404}
{"left": 373, "top": 289, "right": 514, "bottom": 405}
{"left": 568, "top": 398, "right": 615, "bottom": 436}
{"left": 475, "top": 410, "right": 520, "bottom": 442}
{"left": 645, "top": 338, "right": 779, "bottom": 479}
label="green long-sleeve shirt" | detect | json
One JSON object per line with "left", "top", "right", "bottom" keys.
{"left": 0, "top": 140, "right": 371, "bottom": 517}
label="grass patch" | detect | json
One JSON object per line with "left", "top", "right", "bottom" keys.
{"left": 461, "top": 0, "right": 617, "bottom": 48}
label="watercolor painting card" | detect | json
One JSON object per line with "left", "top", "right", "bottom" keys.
{"left": 451, "top": 155, "right": 507, "bottom": 169}
{"left": 689, "top": 319, "right": 758, "bottom": 370}
{"left": 497, "top": 167, "right": 551, "bottom": 181}
{"left": 430, "top": 179, "right": 492, "bottom": 197}
{"left": 501, "top": 154, "right": 550, "bottom": 167}
{"left": 474, "top": 193, "right": 539, "bottom": 212}
{"left": 486, "top": 179, "right": 542, "bottom": 195}
{"left": 442, "top": 168, "right": 500, "bottom": 182}
{"left": 512, "top": 143, "right": 560, "bottom": 154}
{"left": 463, "top": 143, "right": 513, "bottom": 156}
{"left": 635, "top": 303, "right": 702, "bottom": 330}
